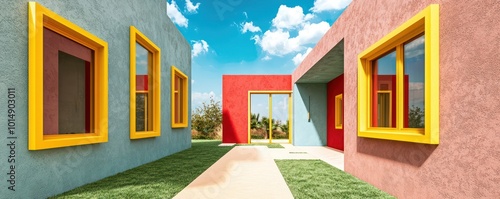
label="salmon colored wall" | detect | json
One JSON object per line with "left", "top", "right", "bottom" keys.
{"left": 293, "top": 0, "right": 500, "bottom": 198}
{"left": 222, "top": 75, "right": 292, "bottom": 143}
{"left": 327, "top": 74, "right": 344, "bottom": 150}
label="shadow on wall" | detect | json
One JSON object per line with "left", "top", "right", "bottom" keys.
{"left": 357, "top": 138, "right": 437, "bottom": 167}
{"left": 296, "top": 84, "right": 327, "bottom": 145}
{"left": 222, "top": 110, "right": 240, "bottom": 143}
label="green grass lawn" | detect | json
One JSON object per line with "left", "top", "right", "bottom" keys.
{"left": 236, "top": 143, "right": 285, "bottom": 148}
{"left": 51, "top": 140, "right": 233, "bottom": 199}
{"left": 275, "top": 160, "right": 395, "bottom": 199}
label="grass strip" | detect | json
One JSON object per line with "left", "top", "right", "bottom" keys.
{"left": 236, "top": 143, "right": 284, "bottom": 148}
{"left": 275, "top": 160, "right": 395, "bottom": 199}
{"left": 52, "top": 140, "right": 233, "bottom": 199}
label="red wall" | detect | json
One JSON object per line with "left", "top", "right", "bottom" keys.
{"left": 327, "top": 74, "right": 344, "bottom": 150}
{"left": 222, "top": 75, "right": 292, "bottom": 143}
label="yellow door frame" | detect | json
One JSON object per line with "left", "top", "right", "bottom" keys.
{"left": 248, "top": 91, "right": 293, "bottom": 144}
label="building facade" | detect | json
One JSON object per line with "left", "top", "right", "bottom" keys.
{"left": 0, "top": 1, "right": 191, "bottom": 198}
{"left": 223, "top": 0, "right": 499, "bottom": 197}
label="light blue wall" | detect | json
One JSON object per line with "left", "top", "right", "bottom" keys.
{"left": 0, "top": 0, "right": 191, "bottom": 198}
{"left": 292, "top": 83, "right": 327, "bottom": 146}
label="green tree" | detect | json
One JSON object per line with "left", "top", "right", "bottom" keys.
{"left": 191, "top": 97, "right": 222, "bottom": 139}
{"left": 280, "top": 120, "right": 289, "bottom": 133}
{"left": 272, "top": 119, "right": 279, "bottom": 131}
{"left": 250, "top": 113, "right": 262, "bottom": 129}
{"left": 408, "top": 105, "right": 424, "bottom": 128}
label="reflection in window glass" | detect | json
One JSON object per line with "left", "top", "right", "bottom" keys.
{"left": 56, "top": 52, "right": 93, "bottom": 134}
{"left": 174, "top": 75, "right": 185, "bottom": 124}
{"left": 372, "top": 51, "right": 396, "bottom": 128}
{"left": 404, "top": 35, "right": 425, "bottom": 128}
{"left": 42, "top": 28, "right": 94, "bottom": 135}
{"left": 136, "top": 43, "right": 153, "bottom": 132}
{"left": 335, "top": 94, "right": 343, "bottom": 129}
{"left": 136, "top": 93, "right": 147, "bottom": 131}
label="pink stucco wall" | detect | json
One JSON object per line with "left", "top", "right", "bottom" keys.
{"left": 293, "top": 0, "right": 500, "bottom": 198}
{"left": 222, "top": 75, "right": 292, "bottom": 143}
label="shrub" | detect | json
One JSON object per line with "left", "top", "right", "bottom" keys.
{"left": 191, "top": 97, "right": 222, "bottom": 139}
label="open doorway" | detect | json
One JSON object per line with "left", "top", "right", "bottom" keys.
{"left": 248, "top": 91, "right": 292, "bottom": 144}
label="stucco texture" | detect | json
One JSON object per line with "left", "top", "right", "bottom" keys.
{"left": 222, "top": 75, "right": 292, "bottom": 143}
{"left": 293, "top": 0, "right": 500, "bottom": 198}
{"left": 292, "top": 83, "right": 327, "bottom": 146}
{"left": 0, "top": 0, "right": 191, "bottom": 198}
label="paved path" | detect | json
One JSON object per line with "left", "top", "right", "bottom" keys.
{"left": 174, "top": 144, "right": 344, "bottom": 199}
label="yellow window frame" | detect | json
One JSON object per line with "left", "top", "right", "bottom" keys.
{"left": 247, "top": 91, "right": 293, "bottom": 144}
{"left": 357, "top": 4, "right": 439, "bottom": 144}
{"left": 335, "top": 94, "right": 343, "bottom": 129}
{"left": 28, "top": 2, "right": 108, "bottom": 150}
{"left": 130, "top": 26, "right": 161, "bottom": 139}
{"left": 171, "top": 66, "right": 188, "bottom": 128}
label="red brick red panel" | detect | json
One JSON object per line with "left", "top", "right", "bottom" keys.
{"left": 222, "top": 75, "right": 292, "bottom": 143}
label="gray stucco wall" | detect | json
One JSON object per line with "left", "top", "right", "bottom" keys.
{"left": 292, "top": 83, "right": 327, "bottom": 146}
{"left": 0, "top": 0, "right": 191, "bottom": 198}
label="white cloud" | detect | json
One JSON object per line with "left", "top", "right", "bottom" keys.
{"left": 262, "top": 55, "right": 272, "bottom": 61}
{"left": 251, "top": 5, "right": 330, "bottom": 57}
{"left": 243, "top": 12, "right": 248, "bottom": 19}
{"left": 295, "top": 21, "right": 330, "bottom": 45}
{"left": 311, "top": 0, "right": 352, "bottom": 13}
{"left": 191, "top": 79, "right": 195, "bottom": 84}
{"left": 192, "top": 40, "right": 209, "bottom": 57}
{"left": 241, "top": 21, "right": 262, "bottom": 33}
{"left": 404, "top": 36, "right": 425, "bottom": 58}
{"left": 167, "top": 0, "right": 188, "bottom": 27}
{"left": 409, "top": 82, "right": 424, "bottom": 91}
{"left": 293, "top": 48, "right": 313, "bottom": 65}
{"left": 254, "top": 29, "right": 301, "bottom": 56}
{"left": 254, "top": 21, "right": 329, "bottom": 56}
{"left": 192, "top": 91, "right": 221, "bottom": 108}
{"left": 251, "top": 35, "right": 261, "bottom": 44}
{"left": 272, "top": 5, "right": 314, "bottom": 30}
{"left": 185, "top": 0, "right": 200, "bottom": 13}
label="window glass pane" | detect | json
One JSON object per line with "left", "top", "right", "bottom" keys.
{"left": 174, "top": 92, "right": 180, "bottom": 123}
{"left": 175, "top": 75, "right": 180, "bottom": 91}
{"left": 136, "top": 43, "right": 153, "bottom": 131}
{"left": 136, "top": 93, "right": 147, "bottom": 131}
{"left": 43, "top": 29, "right": 94, "bottom": 135}
{"left": 136, "top": 43, "right": 149, "bottom": 90}
{"left": 404, "top": 35, "right": 425, "bottom": 128}
{"left": 250, "top": 94, "right": 270, "bottom": 140}
{"left": 335, "top": 95, "right": 343, "bottom": 128}
{"left": 178, "top": 76, "right": 184, "bottom": 123}
{"left": 272, "top": 94, "right": 290, "bottom": 139}
{"left": 57, "top": 52, "right": 92, "bottom": 134}
{"left": 372, "top": 51, "right": 396, "bottom": 128}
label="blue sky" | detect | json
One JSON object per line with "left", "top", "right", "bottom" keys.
{"left": 166, "top": 0, "right": 352, "bottom": 111}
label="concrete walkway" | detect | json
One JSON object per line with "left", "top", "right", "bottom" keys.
{"left": 174, "top": 144, "right": 344, "bottom": 199}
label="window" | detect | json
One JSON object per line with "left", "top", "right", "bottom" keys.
{"left": 28, "top": 2, "right": 108, "bottom": 150}
{"left": 171, "top": 66, "right": 188, "bottom": 128}
{"left": 335, "top": 94, "right": 343, "bottom": 129}
{"left": 358, "top": 4, "right": 439, "bottom": 144}
{"left": 130, "top": 26, "right": 161, "bottom": 139}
